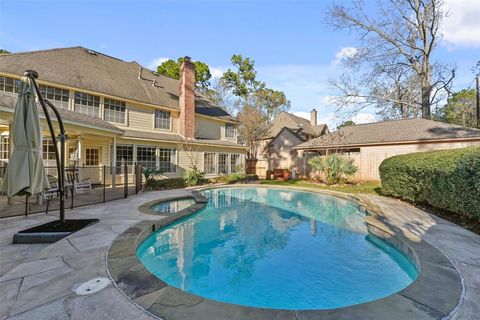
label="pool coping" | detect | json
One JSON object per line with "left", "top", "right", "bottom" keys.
{"left": 106, "top": 185, "right": 462, "bottom": 320}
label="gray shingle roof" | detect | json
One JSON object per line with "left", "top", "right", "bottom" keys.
{"left": 0, "top": 47, "right": 237, "bottom": 121}
{"left": 263, "top": 112, "right": 327, "bottom": 139}
{"left": 297, "top": 118, "right": 480, "bottom": 149}
{"left": 195, "top": 96, "right": 238, "bottom": 122}
{"left": 123, "top": 129, "right": 245, "bottom": 148}
{"left": 0, "top": 93, "right": 124, "bottom": 134}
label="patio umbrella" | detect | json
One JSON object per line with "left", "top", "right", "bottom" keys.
{"left": 2, "top": 76, "right": 49, "bottom": 197}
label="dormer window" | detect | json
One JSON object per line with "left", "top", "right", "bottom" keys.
{"left": 0, "top": 76, "right": 21, "bottom": 94}
{"left": 104, "top": 98, "right": 126, "bottom": 124}
{"left": 154, "top": 110, "right": 171, "bottom": 130}
{"left": 74, "top": 92, "right": 100, "bottom": 117}
{"left": 39, "top": 84, "right": 69, "bottom": 110}
{"left": 225, "top": 123, "right": 235, "bottom": 139}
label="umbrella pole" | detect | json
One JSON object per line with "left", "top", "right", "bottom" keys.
{"left": 24, "top": 70, "right": 66, "bottom": 224}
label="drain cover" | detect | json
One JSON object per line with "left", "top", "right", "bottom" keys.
{"left": 75, "top": 277, "right": 111, "bottom": 295}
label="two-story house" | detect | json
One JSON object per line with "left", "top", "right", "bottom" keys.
{"left": 0, "top": 47, "right": 246, "bottom": 180}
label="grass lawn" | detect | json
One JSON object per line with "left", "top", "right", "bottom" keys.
{"left": 259, "top": 179, "right": 382, "bottom": 195}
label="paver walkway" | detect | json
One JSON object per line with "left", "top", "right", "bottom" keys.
{"left": 0, "top": 187, "right": 479, "bottom": 320}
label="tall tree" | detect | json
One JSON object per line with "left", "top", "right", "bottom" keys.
{"left": 337, "top": 120, "right": 355, "bottom": 128}
{"left": 156, "top": 57, "right": 212, "bottom": 90}
{"left": 222, "top": 54, "right": 263, "bottom": 101}
{"left": 202, "top": 78, "right": 235, "bottom": 113}
{"left": 327, "top": 0, "right": 455, "bottom": 119}
{"left": 221, "top": 55, "right": 290, "bottom": 158}
{"left": 436, "top": 89, "right": 477, "bottom": 128}
{"left": 254, "top": 88, "right": 290, "bottom": 121}
{"left": 237, "top": 105, "right": 269, "bottom": 158}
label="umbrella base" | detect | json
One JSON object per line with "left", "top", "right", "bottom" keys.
{"left": 12, "top": 219, "right": 99, "bottom": 244}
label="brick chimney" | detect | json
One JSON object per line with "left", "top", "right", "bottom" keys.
{"left": 179, "top": 57, "right": 196, "bottom": 138}
{"left": 310, "top": 109, "right": 317, "bottom": 126}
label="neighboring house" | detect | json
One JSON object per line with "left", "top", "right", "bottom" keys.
{"left": 252, "top": 110, "right": 328, "bottom": 175}
{"left": 296, "top": 118, "right": 480, "bottom": 180}
{"left": 0, "top": 47, "right": 246, "bottom": 181}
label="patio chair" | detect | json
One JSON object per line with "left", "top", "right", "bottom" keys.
{"left": 66, "top": 168, "right": 92, "bottom": 194}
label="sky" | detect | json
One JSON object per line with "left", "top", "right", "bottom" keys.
{"left": 1, "top": 0, "right": 479, "bottom": 127}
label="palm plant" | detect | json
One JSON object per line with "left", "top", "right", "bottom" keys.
{"left": 142, "top": 167, "right": 163, "bottom": 183}
{"left": 308, "top": 154, "right": 358, "bottom": 185}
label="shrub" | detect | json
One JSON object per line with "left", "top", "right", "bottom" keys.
{"left": 213, "top": 173, "right": 258, "bottom": 184}
{"left": 379, "top": 147, "right": 480, "bottom": 219}
{"left": 144, "top": 177, "right": 186, "bottom": 191}
{"left": 308, "top": 154, "right": 358, "bottom": 185}
{"left": 183, "top": 166, "right": 206, "bottom": 186}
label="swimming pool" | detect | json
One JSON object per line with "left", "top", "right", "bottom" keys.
{"left": 136, "top": 187, "right": 418, "bottom": 310}
{"left": 150, "top": 198, "right": 196, "bottom": 214}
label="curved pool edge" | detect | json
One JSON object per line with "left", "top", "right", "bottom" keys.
{"left": 106, "top": 185, "right": 462, "bottom": 320}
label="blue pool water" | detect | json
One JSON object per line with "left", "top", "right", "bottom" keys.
{"left": 150, "top": 198, "right": 196, "bottom": 214}
{"left": 137, "top": 187, "right": 418, "bottom": 310}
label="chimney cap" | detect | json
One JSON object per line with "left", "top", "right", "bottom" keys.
{"left": 183, "top": 56, "right": 192, "bottom": 62}
{"left": 311, "top": 108, "right": 317, "bottom": 112}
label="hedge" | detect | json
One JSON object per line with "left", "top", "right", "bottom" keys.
{"left": 143, "top": 177, "right": 186, "bottom": 191}
{"left": 379, "top": 147, "right": 480, "bottom": 219}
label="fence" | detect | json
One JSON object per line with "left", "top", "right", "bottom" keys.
{"left": 0, "top": 163, "right": 143, "bottom": 218}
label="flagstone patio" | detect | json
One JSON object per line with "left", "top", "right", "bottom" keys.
{"left": 0, "top": 187, "right": 479, "bottom": 320}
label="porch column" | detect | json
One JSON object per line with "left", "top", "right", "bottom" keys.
{"left": 77, "top": 137, "right": 83, "bottom": 165}
{"left": 112, "top": 137, "right": 117, "bottom": 187}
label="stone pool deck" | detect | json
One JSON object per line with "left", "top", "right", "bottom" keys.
{"left": 0, "top": 187, "right": 479, "bottom": 320}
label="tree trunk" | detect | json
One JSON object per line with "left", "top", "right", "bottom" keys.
{"left": 421, "top": 81, "right": 431, "bottom": 119}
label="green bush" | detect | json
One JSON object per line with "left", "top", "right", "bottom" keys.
{"left": 379, "top": 147, "right": 480, "bottom": 219}
{"left": 308, "top": 154, "right": 358, "bottom": 185}
{"left": 143, "top": 177, "right": 186, "bottom": 191}
{"left": 183, "top": 166, "right": 206, "bottom": 186}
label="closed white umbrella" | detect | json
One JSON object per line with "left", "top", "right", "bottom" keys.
{"left": 2, "top": 76, "right": 50, "bottom": 196}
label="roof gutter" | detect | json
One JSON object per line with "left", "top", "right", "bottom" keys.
{"left": 296, "top": 137, "right": 480, "bottom": 150}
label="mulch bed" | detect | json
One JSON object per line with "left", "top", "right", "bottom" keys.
{"left": 18, "top": 219, "right": 99, "bottom": 233}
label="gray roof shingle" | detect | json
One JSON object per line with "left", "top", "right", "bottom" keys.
{"left": 0, "top": 47, "right": 237, "bottom": 121}
{"left": 297, "top": 118, "right": 480, "bottom": 149}
{"left": 263, "top": 112, "right": 328, "bottom": 139}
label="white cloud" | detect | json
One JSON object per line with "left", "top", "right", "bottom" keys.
{"left": 441, "top": 0, "right": 480, "bottom": 47}
{"left": 351, "top": 113, "right": 377, "bottom": 124}
{"left": 148, "top": 57, "right": 169, "bottom": 70}
{"left": 333, "top": 47, "right": 358, "bottom": 65}
{"left": 210, "top": 67, "right": 225, "bottom": 79}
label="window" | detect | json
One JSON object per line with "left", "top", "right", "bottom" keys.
{"left": 116, "top": 145, "right": 133, "bottom": 167}
{"left": 0, "top": 134, "right": 9, "bottom": 160}
{"left": 42, "top": 139, "right": 56, "bottom": 161}
{"left": 231, "top": 154, "right": 241, "bottom": 172}
{"left": 85, "top": 148, "right": 99, "bottom": 166}
{"left": 218, "top": 153, "right": 228, "bottom": 174}
{"left": 39, "top": 84, "right": 69, "bottom": 109}
{"left": 137, "top": 146, "right": 156, "bottom": 169}
{"left": 104, "top": 98, "right": 126, "bottom": 124}
{"left": 225, "top": 123, "right": 235, "bottom": 139}
{"left": 154, "top": 110, "right": 171, "bottom": 130}
{"left": 204, "top": 153, "right": 216, "bottom": 174}
{"left": 74, "top": 92, "right": 100, "bottom": 117}
{"left": 0, "top": 76, "right": 21, "bottom": 94}
{"left": 158, "top": 148, "right": 176, "bottom": 173}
